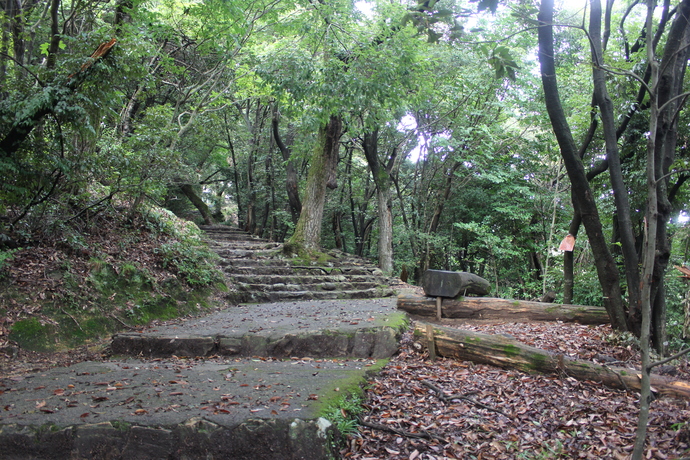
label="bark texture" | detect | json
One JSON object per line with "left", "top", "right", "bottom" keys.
{"left": 362, "top": 129, "right": 395, "bottom": 275}
{"left": 399, "top": 294, "right": 609, "bottom": 324}
{"left": 416, "top": 322, "right": 690, "bottom": 401}
{"left": 538, "top": 0, "right": 628, "bottom": 331}
{"left": 590, "top": 0, "right": 642, "bottom": 332}
{"left": 285, "top": 116, "right": 342, "bottom": 252}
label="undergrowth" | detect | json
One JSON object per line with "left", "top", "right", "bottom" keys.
{"left": 0, "top": 203, "right": 225, "bottom": 352}
{"left": 321, "top": 391, "right": 366, "bottom": 436}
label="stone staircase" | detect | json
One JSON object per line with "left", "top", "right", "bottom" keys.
{"left": 200, "top": 225, "right": 397, "bottom": 304}
{"left": 0, "top": 225, "right": 409, "bottom": 460}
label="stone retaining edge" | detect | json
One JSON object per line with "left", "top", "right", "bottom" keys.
{"left": 111, "top": 326, "right": 403, "bottom": 359}
{"left": 0, "top": 416, "right": 338, "bottom": 460}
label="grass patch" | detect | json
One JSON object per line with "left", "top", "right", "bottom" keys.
{"left": 8, "top": 318, "right": 54, "bottom": 352}
{"left": 320, "top": 392, "right": 366, "bottom": 436}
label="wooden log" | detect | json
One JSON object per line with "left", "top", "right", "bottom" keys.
{"left": 398, "top": 294, "right": 609, "bottom": 325}
{"left": 416, "top": 322, "right": 690, "bottom": 401}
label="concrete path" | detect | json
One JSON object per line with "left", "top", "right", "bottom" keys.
{"left": 0, "top": 298, "right": 407, "bottom": 459}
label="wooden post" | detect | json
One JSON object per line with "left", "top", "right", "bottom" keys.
{"left": 425, "top": 324, "right": 436, "bottom": 360}
{"left": 436, "top": 296, "right": 442, "bottom": 321}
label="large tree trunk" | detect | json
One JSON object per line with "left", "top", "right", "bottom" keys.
{"left": 416, "top": 322, "right": 690, "bottom": 401}
{"left": 538, "top": 0, "right": 628, "bottom": 331}
{"left": 285, "top": 116, "right": 342, "bottom": 253}
{"left": 399, "top": 294, "right": 609, "bottom": 324}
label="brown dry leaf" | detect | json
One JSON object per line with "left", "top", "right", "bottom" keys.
{"left": 341, "top": 327, "right": 690, "bottom": 460}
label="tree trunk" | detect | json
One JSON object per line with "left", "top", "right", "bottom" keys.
{"left": 538, "top": 0, "right": 629, "bottom": 331}
{"left": 272, "top": 105, "right": 301, "bottom": 224}
{"left": 399, "top": 294, "right": 609, "bottom": 324}
{"left": 590, "top": 0, "right": 642, "bottom": 333}
{"left": 649, "top": 0, "right": 690, "bottom": 354}
{"left": 285, "top": 116, "right": 342, "bottom": 253}
{"left": 416, "top": 322, "right": 690, "bottom": 401}
{"left": 179, "top": 184, "right": 213, "bottom": 225}
{"left": 227, "top": 134, "right": 244, "bottom": 229}
{"left": 362, "top": 130, "right": 395, "bottom": 275}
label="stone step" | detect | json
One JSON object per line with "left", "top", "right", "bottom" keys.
{"left": 227, "top": 287, "right": 395, "bottom": 304}
{"left": 111, "top": 298, "right": 404, "bottom": 358}
{"left": 229, "top": 273, "right": 382, "bottom": 285}
{"left": 210, "top": 241, "right": 282, "bottom": 250}
{"left": 214, "top": 248, "right": 281, "bottom": 258}
{"left": 224, "top": 265, "right": 385, "bottom": 278}
{"left": 198, "top": 226, "right": 251, "bottom": 235}
{"left": 234, "top": 281, "right": 384, "bottom": 293}
{"left": 208, "top": 234, "right": 266, "bottom": 242}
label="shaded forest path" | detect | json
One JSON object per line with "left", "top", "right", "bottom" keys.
{"left": 0, "top": 225, "right": 410, "bottom": 459}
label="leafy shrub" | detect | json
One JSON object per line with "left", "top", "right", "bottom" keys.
{"left": 321, "top": 392, "right": 365, "bottom": 436}
{"left": 146, "top": 207, "right": 223, "bottom": 286}
{"left": 156, "top": 240, "right": 223, "bottom": 286}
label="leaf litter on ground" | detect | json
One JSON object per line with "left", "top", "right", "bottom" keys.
{"left": 342, "top": 321, "right": 690, "bottom": 460}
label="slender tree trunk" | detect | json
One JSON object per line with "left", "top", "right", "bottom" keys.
{"left": 179, "top": 184, "right": 213, "bottom": 225}
{"left": 590, "top": 0, "right": 642, "bottom": 334}
{"left": 376, "top": 182, "right": 394, "bottom": 275}
{"left": 362, "top": 130, "right": 395, "bottom": 275}
{"left": 272, "top": 105, "right": 301, "bottom": 224}
{"left": 633, "top": 3, "right": 658, "bottom": 455}
{"left": 650, "top": 0, "right": 690, "bottom": 353}
{"left": 332, "top": 211, "right": 344, "bottom": 250}
{"left": 285, "top": 116, "right": 342, "bottom": 252}
{"left": 227, "top": 135, "right": 244, "bottom": 229}
{"left": 45, "top": 0, "right": 60, "bottom": 69}
{"left": 563, "top": 211, "right": 582, "bottom": 305}
{"left": 538, "top": 0, "right": 628, "bottom": 331}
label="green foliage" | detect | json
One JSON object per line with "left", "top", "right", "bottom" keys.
{"left": 146, "top": 208, "right": 224, "bottom": 287}
{"left": 571, "top": 267, "right": 605, "bottom": 308}
{"left": 482, "top": 44, "right": 521, "bottom": 81}
{"left": 321, "top": 392, "right": 365, "bottom": 436}
{"left": 663, "top": 263, "right": 690, "bottom": 352}
{"left": 156, "top": 240, "right": 223, "bottom": 286}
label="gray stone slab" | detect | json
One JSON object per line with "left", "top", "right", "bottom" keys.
{"left": 110, "top": 298, "right": 407, "bottom": 359}
{"left": 0, "top": 356, "right": 378, "bottom": 459}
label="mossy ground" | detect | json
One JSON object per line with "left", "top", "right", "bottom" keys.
{"left": 0, "top": 207, "right": 225, "bottom": 352}
{"left": 281, "top": 242, "right": 335, "bottom": 266}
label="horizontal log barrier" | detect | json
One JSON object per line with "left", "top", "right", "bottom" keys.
{"left": 398, "top": 294, "right": 609, "bottom": 325}
{"left": 416, "top": 322, "right": 690, "bottom": 401}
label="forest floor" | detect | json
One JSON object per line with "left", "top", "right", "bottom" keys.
{"left": 2, "top": 320, "right": 690, "bottom": 459}
{"left": 341, "top": 321, "right": 690, "bottom": 460}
